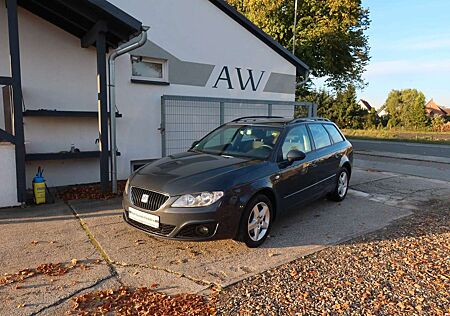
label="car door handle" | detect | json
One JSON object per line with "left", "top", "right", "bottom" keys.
{"left": 310, "top": 163, "right": 318, "bottom": 168}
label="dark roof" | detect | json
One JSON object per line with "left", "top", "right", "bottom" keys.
{"left": 359, "top": 99, "right": 372, "bottom": 111}
{"left": 209, "top": 0, "right": 309, "bottom": 77}
{"left": 425, "top": 99, "right": 448, "bottom": 116}
{"left": 18, "top": 0, "right": 142, "bottom": 49}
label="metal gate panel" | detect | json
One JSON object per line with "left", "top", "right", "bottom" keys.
{"left": 271, "top": 104, "right": 297, "bottom": 117}
{"left": 161, "top": 95, "right": 316, "bottom": 156}
{"left": 223, "top": 102, "right": 269, "bottom": 123}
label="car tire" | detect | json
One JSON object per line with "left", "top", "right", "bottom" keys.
{"left": 238, "top": 195, "right": 273, "bottom": 248}
{"left": 328, "top": 167, "right": 350, "bottom": 202}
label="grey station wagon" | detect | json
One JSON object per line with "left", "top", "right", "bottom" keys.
{"left": 123, "top": 117, "right": 353, "bottom": 247}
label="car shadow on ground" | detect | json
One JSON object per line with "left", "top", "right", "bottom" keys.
{"left": 257, "top": 192, "right": 413, "bottom": 250}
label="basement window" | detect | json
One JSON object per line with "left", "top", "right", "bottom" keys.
{"left": 131, "top": 56, "right": 169, "bottom": 84}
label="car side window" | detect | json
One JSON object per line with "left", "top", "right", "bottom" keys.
{"left": 309, "top": 124, "right": 332, "bottom": 149}
{"left": 281, "top": 125, "right": 312, "bottom": 160}
{"left": 323, "top": 124, "right": 344, "bottom": 143}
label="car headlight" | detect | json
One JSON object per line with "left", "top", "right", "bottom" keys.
{"left": 124, "top": 178, "right": 130, "bottom": 195}
{"left": 172, "top": 191, "right": 224, "bottom": 208}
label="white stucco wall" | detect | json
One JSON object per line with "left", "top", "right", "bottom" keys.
{"left": 111, "top": 0, "right": 297, "bottom": 179}
{"left": 0, "top": 144, "right": 20, "bottom": 208}
{"left": 0, "top": 0, "right": 298, "bottom": 188}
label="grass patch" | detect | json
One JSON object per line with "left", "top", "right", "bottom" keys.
{"left": 343, "top": 129, "right": 450, "bottom": 145}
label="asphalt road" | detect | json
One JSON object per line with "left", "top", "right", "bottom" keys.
{"left": 355, "top": 155, "right": 450, "bottom": 182}
{"left": 350, "top": 139, "right": 450, "bottom": 158}
{"left": 351, "top": 139, "right": 450, "bottom": 181}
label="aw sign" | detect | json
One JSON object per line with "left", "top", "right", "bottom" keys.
{"left": 212, "top": 66, "right": 266, "bottom": 92}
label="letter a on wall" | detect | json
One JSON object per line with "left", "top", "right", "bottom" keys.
{"left": 213, "top": 66, "right": 233, "bottom": 89}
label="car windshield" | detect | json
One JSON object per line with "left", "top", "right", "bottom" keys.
{"left": 192, "top": 125, "right": 282, "bottom": 159}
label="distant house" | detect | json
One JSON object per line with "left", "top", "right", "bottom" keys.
{"left": 425, "top": 99, "right": 449, "bottom": 117}
{"left": 377, "top": 106, "right": 388, "bottom": 117}
{"left": 358, "top": 99, "right": 373, "bottom": 111}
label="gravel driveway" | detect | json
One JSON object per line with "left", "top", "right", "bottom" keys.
{"left": 213, "top": 200, "right": 450, "bottom": 315}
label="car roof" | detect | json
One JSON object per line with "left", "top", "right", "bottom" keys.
{"left": 228, "top": 116, "right": 331, "bottom": 126}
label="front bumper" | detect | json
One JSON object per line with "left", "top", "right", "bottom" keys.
{"left": 122, "top": 192, "right": 242, "bottom": 241}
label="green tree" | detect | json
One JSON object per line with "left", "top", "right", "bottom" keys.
{"left": 335, "top": 84, "right": 367, "bottom": 128}
{"left": 304, "top": 85, "right": 367, "bottom": 128}
{"left": 364, "top": 108, "right": 379, "bottom": 129}
{"left": 384, "top": 89, "right": 427, "bottom": 129}
{"left": 385, "top": 90, "right": 403, "bottom": 127}
{"left": 227, "top": 0, "right": 371, "bottom": 89}
{"left": 402, "top": 90, "right": 427, "bottom": 129}
{"left": 431, "top": 115, "right": 445, "bottom": 131}
{"left": 297, "top": 88, "right": 335, "bottom": 118}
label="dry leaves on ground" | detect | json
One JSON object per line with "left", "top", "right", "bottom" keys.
{"left": 68, "top": 287, "right": 216, "bottom": 316}
{"left": 56, "top": 181, "right": 126, "bottom": 201}
{"left": 0, "top": 259, "right": 102, "bottom": 287}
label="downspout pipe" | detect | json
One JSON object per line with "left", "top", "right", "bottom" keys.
{"left": 108, "top": 26, "right": 149, "bottom": 194}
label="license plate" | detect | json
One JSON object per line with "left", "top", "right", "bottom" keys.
{"left": 128, "top": 207, "right": 160, "bottom": 229}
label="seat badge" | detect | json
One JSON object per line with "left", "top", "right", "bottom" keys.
{"left": 141, "top": 194, "right": 150, "bottom": 203}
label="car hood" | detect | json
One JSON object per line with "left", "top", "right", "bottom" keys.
{"left": 130, "top": 151, "right": 267, "bottom": 195}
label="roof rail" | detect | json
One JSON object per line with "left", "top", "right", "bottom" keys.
{"left": 291, "top": 117, "right": 330, "bottom": 123}
{"left": 231, "top": 116, "right": 284, "bottom": 122}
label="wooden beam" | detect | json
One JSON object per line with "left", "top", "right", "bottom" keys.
{"left": 0, "top": 76, "right": 13, "bottom": 85}
{"left": 81, "top": 20, "right": 107, "bottom": 48}
{"left": 57, "top": 0, "right": 138, "bottom": 46}
{"left": 0, "top": 128, "right": 16, "bottom": 144}
{"left": 7, "top": 0, "right": 26, "bottom": 202}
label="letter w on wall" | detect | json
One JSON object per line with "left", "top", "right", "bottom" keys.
{"left": 236, "top": 68, "right": 265, "bottom": 91}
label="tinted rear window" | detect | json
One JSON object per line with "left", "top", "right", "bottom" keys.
{"left": 309, "top": 124, "right": 332, "bottom": 149}
{"left": 323, "top": 124, "right": 345, "bottom": 143}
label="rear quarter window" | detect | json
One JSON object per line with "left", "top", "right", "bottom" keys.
{"left": 308, "top": 124, "right": 332, "bottom": 150}
{"left": 323, "top": 124, "right": 345, "bottom": 143}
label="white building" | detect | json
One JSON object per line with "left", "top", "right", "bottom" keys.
{"left": 0, "top": 0, "right": 309, "bottom": 207}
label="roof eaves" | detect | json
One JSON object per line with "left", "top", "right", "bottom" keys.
{"left": 18, "top": 0, "right": 142, "bottom": 49}
{"left": 87, "top": 0, "right": 142, "bottom": 35}
{"left": 208, "top": 0, "right": 309, "bottom": 76}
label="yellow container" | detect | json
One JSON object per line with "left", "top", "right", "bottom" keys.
{"left": 33, "top": 182, "right": 46, "bottom": 204}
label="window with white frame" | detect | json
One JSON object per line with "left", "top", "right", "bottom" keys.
{"left": 131, "top": 56, "right": 168, "bottom": 83}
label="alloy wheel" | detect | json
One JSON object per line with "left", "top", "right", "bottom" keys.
{"left": 338, "top": 171, "right": 348, "bottom": 198}
{"left": 247, "top": 202, "right": 270, "bottom": 242}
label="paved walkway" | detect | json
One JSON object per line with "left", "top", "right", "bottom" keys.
{"left": 1, "top": 168, "right": 449, "bottom": 315}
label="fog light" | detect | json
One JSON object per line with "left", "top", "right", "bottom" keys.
{"left": 195, "top": 225, "right": 210, "bottom": 236}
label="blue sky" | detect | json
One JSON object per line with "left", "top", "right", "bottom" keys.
{"left": 316, "top": 0, "right": 450, "bottom": 109}
{"left": 360, "top": 0, "right": 450, "bottom": 108}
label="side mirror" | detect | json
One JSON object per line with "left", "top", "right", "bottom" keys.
{"left": 191, "top": 140, "right": 200, "bottom": 148}
{"left": 286, "top": 149, "right": 306, "bottom": 163}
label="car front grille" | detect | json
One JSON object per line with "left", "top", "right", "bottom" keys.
{"left": 130, "top": 187, "right": 169, "bottom": 211}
